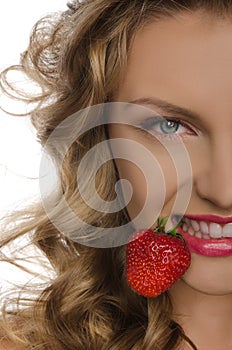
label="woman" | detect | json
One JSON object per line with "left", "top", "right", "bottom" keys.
{"left": 1, "top": 0, "right": 232, "bottom": 349}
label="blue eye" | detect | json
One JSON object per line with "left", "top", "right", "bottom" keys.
{"left": 159, "top": 120, "right": 179, "bottom": 133}
{"left": 136, "top": 116, "right": 194, "bottom": 140}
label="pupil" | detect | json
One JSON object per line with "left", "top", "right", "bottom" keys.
{"left": 161, "top": 120, "right": 178, "bottom": 134}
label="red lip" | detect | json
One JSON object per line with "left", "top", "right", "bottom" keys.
{"left": 184, "top": 214, "right": 232, "bottom": 224}
{"left": 177, "top": 226, "right": 232, "bottom": 257}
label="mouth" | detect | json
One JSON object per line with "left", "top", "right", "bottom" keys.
{"left": 172, "top": 214, "right": 232, "bottom": 257}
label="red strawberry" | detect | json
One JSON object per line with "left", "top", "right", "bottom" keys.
{"left": 126, "top": 216, "right": 191, "bottom": 297}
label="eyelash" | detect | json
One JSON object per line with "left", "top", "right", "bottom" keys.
{"left": 135, "top": 116, "right": 196, "bottom": 140}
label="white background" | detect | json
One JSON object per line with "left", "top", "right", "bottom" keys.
{"left": 0, "top": 1, "right": 67, "bottom": 290}
{"left": 0, "top": 0, "right": 67, "bottom": 216}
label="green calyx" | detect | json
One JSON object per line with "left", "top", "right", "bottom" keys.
{"left": 154, "top": 216, "right": 185, "bottom": 241}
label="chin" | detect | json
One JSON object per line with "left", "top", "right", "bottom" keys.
{"left": 181, "top": 274, "right": 232, "bottom": 296}
{"left": 178, "top": 251, "right": 232, "bottom": 294}
{"left": 181, "top": 259, "right": 232, "bottom": 295}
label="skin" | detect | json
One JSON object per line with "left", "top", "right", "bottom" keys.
{"left": 108, "top": 11, "right": 232, "bottom": 350}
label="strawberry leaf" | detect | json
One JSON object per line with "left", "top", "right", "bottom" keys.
{"left": 154, "top": 216, "right": 185, "bottom": 241}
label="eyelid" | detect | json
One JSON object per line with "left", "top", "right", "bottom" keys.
{"left": 163, "top": 116, "right": 198, "bottom": 134}
{"left": 135, "top": 115, "right": 197, "bottom": 139}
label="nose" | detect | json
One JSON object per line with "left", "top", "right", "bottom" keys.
{"left": 194, "top": 135, "right": 232, "bottom": 210}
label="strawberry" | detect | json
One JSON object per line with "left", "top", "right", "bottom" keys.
{"left": 126, "top": 216, "right": 191, "bottom": 297}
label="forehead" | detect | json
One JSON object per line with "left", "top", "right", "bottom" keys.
{"left": 118, "top": 12, "right": 232, "bottom": 118}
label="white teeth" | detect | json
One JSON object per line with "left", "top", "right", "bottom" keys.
{"left": 222, "top": 223, "right": 232, "bottom": 238}
{"left": 195, "top": 231, "right": 202, "bottom": 238}
{"left": 209, "top": 222, "right": 222, "bottom": 238}
{"left": 191, "top": 220, "right": 200, "bottom": 231}
{"left": 188, "top": 227, "right": 195, "bottom": 236}
{"left": 185, "top": 218, "right": 191, "bottom": 226}
{"left": 180, "top": 217, "right": 232, "bottom": 239}
{"left": 199, "top": 221, "right": 209, "bottom": 234}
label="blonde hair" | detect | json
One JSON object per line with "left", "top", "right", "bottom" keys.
{"left": 1, "top": 0, "right": 231, "bottom": 348}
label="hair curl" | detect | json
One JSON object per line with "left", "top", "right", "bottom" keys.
{"left": 1, "top": 0, "right": 232, "bottom": 349}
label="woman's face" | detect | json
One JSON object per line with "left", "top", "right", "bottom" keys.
{"left": 108, "top": 12, "right": 232, "bottom": 295}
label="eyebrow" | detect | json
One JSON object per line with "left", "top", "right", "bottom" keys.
{"left": 128, "top": 97, "right": 202, "bottom": 122}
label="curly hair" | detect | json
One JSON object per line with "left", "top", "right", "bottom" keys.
{"left": 1, "top": 0, "right": 231, "bottom": 349}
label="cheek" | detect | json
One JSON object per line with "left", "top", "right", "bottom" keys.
{"left": 113, "top": 158, "right": 147, "bottom": 219}
{"left": 182, "top": 253, "right": 232, "bottom": 294}
{"left": 112, "top": 146, "right": 180, "bottom": 226}
{"left": 108, "top": 124, "right": 186, "bottom": 227}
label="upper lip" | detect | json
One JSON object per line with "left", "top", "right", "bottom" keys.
{"left": 181, "top": 214, "right": 232, "bottom": 224}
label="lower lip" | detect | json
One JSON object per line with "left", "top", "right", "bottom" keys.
{"left": 177, "top": 225, "right": 232, "bottom": 257}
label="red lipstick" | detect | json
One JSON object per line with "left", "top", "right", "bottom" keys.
{"left": 177, "top": 226, "right": 232, "bottom": 257}
{"left": 184, "top": 214, "right": 232, "bottom": 224}
{"left": 173, "top": 214, "right": 232, "bottom": 257}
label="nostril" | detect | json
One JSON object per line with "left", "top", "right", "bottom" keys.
{"left": 196, "top": 179, "right": 232, "bottom": 210}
